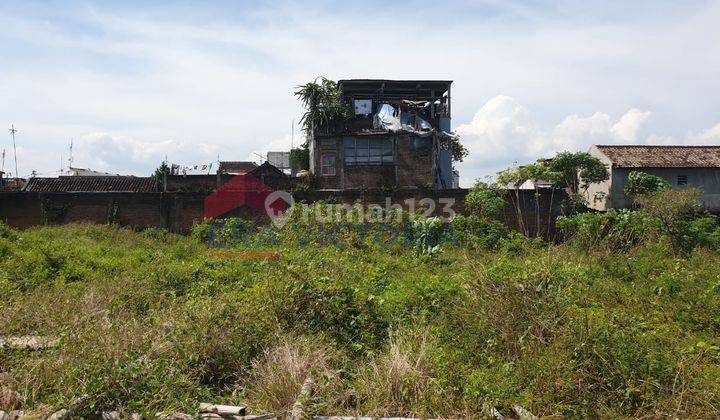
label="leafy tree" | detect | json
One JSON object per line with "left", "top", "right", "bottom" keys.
{"left": 289, "top": 147, "right": 309, "bottom": 172}
{"left": 295, "top": 77, "right": 350, "bottom": 136}
{"left": 547, "top": 152, "right": 609, "bottom": 211}
{"left": 624, "top": 171, "right": 671, "bottom": 198}
{"left": 153, "top": 162, "right": 170, "bottom": 183}
{"left": 448, "top": 137, "right": 469, "bottom": 162}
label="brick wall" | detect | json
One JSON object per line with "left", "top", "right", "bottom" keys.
{"left": 0, "top": 192, "right": 205, "bottom": 233}
{"left": 0, "top": 188, "right": 566, "bottom": 239}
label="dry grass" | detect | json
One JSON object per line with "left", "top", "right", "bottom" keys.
{"left": 244, "top": 335, "right": 339, "bottom": 413}
{"left": 352, "top": 329, "right": 448, "bottom": 417}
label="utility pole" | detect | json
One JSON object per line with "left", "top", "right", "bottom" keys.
{"left": 1, "top": 148, "right": 5, "bottom": 176}
{"left": 9, "top": 124, "right": 19, "bottom": 180}
{"left": 291, "top": 119, "right": 295, "bottom": 150}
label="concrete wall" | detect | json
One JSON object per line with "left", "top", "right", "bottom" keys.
{"left": 1, "top": 188, "right": 567, "bottom": 239}
{"left": 609, "top": 167, "right": 720, "bottom": 210}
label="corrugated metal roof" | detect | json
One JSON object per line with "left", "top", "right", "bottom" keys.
{"left": 595, "top": 145, "right": 720, "bottom": 168}
{"left": 23, "top": 176, "right": 158, "bottom": 192}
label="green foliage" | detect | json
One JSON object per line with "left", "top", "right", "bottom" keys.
{"left": 448, "top": 137, "right": 469, "bottom": 163}
{"left": 465, "top": 182, "right": 508, "bottom": 220}
{"left": 547, "top": 151, "right": 609, "bottom": 194}
{"left": 624, "top": 171, "right": 671, "bottom": 199}
{"left": 289, "top": 147, "right": 310, "bottom": 172}
{"left": 2, "top": 223, "right": 720, "bottom": 418}
{"left": 295, "top": 77, "right": 351, "bottom": 136}
{"left": 557, "top": 210, "right": 660, "bottom": 251}
{"left": 637, "top": 187, "right": 704, "bottom": 253}
{"left": 451, "top": 215, "right": 512, "bottom": 249}
{"left": 153, "top": 161, "right": 170, "bottom": 183}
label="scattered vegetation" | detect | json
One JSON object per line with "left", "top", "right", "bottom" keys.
{"left": 2, "top": 209, "right": 720, "bottom": 418}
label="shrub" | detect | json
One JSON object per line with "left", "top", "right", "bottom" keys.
{"left": 451, "top": 215, "right": 511, "bottom": 249}
{"left": 465, "top": 182, "right": 507, "bottom": 220}
{"left": 636, "top": 187, "right": 704, "bottom": 253}
{"left": 556, "top": 210, "right": 659, "bottom": 251}
{"left": 352, "top": 328, "right": 449, "bottom": 417}
{"left": 624, "top": 171, "right": 671, "bottom": 199}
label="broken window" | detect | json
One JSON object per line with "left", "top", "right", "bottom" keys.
{"left": 321, "top": 152, "right": 336, "bottom": 176}
{"left": 344, "top": 137, "right": 393, "bottom": 165}
{"left": 677, "top": 175, "right": 688, "bottom": 185}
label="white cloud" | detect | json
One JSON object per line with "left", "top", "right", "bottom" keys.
{"left": 611, "top": 108, "right": 651, "bottom": 142}
{"left": 72, "top": 133, "right": 218, "bottom": 175}
{"left": 1, "top": 1, "right": 719, "bottom": 186}
{"left": 455, "top": 95, "right": 719, "bottom": 187}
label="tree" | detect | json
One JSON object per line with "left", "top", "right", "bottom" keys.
{"left": 624, "top": 171, "right": 671, "bottom": 199}
{"left": 497, "top": 162, "right": 562, "bottom": 236}
{"left": 289, "top": 147, "right": 309, "bottom": 172}
{"left": 153, "top": 162, "right": 170, "bottom": 183}
{"left": 449, "top": 137, "right": 469, "bottom": 162}
{"left": 294, "top": 77, "right": 350, "bottom": 136}
{"left": 547, "top": 152, "right": 609, "bottom": 210}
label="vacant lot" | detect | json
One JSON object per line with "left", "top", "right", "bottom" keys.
{"left": 1, "top": 223, "right": 719, "bottom": 418}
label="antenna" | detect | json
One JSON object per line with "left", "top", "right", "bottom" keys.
{"left": 9, "top": 124, "right": 18, "bottom": 181}
{"left": 69, "top": 138, "right": 74, "bottom": 168}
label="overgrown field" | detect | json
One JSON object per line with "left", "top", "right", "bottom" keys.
{"left": 1, "top": 222, "right": 720, "bottom": 418}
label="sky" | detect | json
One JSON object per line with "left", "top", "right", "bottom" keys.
{"left": 1, "top": 0, "right": 719, "bottom": 186}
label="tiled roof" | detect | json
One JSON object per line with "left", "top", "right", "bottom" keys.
{"left": 595, "top": 145, "right": 720, "bottom": 168}
{"left": 218, "top": 161, "right": 258, "bottom": 174}
{"left": 23, "top": 176, "right": 158, "bottom": 192}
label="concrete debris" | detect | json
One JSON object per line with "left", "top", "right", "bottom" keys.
{"left": 0, "top": 336, "right": 59, "bottom": 350}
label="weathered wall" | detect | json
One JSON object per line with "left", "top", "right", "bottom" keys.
{"left": 0, "top": 192, "right": 206, "bottom": 233}
{"left": 609, "top": 168, "right": 720, "bottom": 211}
{"left": 313, "top": 133, "right": 436, "bottom": 190}
{"left": 0, "top": 188, "right": 566, "bottom": 239}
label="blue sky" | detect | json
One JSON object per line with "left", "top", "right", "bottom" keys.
{"left": 1, "top": 0, "right": 719, "bottom": 185}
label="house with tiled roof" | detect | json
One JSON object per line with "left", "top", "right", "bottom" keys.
{"left": 586, "top": 145, "right": 720, "bottom": 211}
{"left": 23, "top": 176, "right": 159, "bottom": 193}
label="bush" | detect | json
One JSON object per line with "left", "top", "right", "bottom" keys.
{"left": 556, "top": 210, "right": 659, "bottom": 251}
{"left": 451, "top": 215, "right": 511, "bottom": 249}
{"left": 465, "top": 182, "right": 507, "bottom": 220}
{"left": 624, "top": 171, "right": 671, "bottom": 199}
{"left": 636, "top": 188, "right": 704, "bottom": 253}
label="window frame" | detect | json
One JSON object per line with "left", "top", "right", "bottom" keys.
{"left": 320, "top": 151, "right": 337, "bottom": 176}
{"left": 343, "top": 137, "right": 394, "bottom": 166}
{"left": 677, "top": 174, "right": 688, "bottom": 186}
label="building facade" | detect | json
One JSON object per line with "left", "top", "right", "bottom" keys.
{"left": 309, "top": 79, "right": 456, "bottom": 190}
{"left": 586, "top": 145, "right": 720, "bottom": 211}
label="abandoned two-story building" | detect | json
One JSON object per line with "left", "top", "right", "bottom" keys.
{"left": 308, "top": 79, "right": 457, "bottom": 190}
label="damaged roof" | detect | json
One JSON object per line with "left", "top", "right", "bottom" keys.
{"left": 23, "top": 176, "right": 159, "bottom": 192}
{"left": 338, "top": 79, "right": 452, "bottom": 101}
{"left": 595, "top": 145, "right": 720, "bottom": 168}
